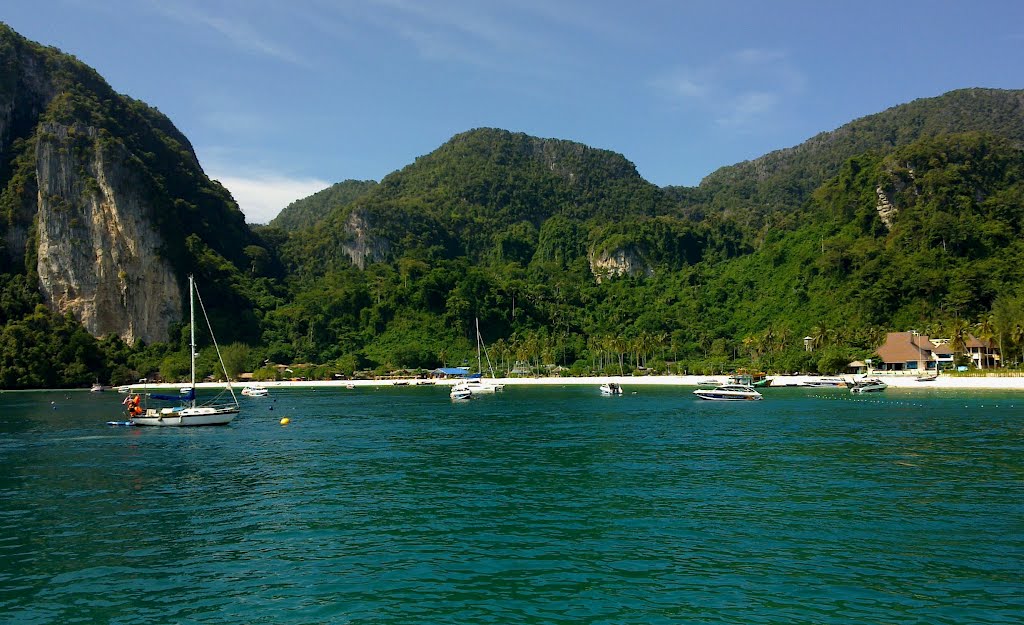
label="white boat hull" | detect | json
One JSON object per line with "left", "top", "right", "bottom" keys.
{"left": 693, "top": 384, "right": 763, "bottom": 401}
{"left": 131, "top": 406, "right": 238, "bottom": 427}
{"left": 693, "top": 391, "right": 763, "bottom": 401}
{"left": 600, "top": 383, "right": 622, "bottom": 396}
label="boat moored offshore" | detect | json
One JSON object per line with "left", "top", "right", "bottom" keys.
{"left": 693, "top": 383, "right": 763, "bottom": 401}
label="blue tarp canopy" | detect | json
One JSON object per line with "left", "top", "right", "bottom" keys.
{"left": 433, "top": 367, "right": 470, "bottom": 377}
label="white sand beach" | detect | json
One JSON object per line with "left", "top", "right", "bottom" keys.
{"left": 127, "top": 372, "right": 1024, "bottom": 392}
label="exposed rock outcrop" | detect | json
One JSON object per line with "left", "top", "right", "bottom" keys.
{"left": 341, "top": 206, "right": 390, "bottom": 269}
{"left": 34, "top": 122, "right": 180, "bottom": 344}
{"left": 874, "top": 185, "right": 897, "bottom": 229}
{"left": 589, "top": 247, "right": 653, "bottom": 283}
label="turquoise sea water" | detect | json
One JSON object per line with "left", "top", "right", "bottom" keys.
{"left": 1, "top": 385, "right": 1022, "bottom": 624}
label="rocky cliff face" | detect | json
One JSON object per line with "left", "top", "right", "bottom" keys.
{"left": 341, "top": 206, "right": 391, "bottom": 269}
{"left": 588, "top": 247, "right": 653, "bottom": 282}
{"left": 34, "top": 122, "right": 181, "bottom": 344}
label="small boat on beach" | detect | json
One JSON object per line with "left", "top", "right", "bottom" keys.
{"left": 600, "top": 382, "right": 623, "bottom": 396}
{"left": 916, "top": 372, "right": 939, "bottom": 382}
{"left": 850, "top": 377, "right": 888, "bottom": 394}
{"left": 693, "top": 383, "right": 763, "bottom": 401}
{"left": 803, "top": 377, "right": 847, "bottom": 388}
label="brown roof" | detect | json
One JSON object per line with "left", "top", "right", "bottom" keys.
{"left": 965, "top": 334, "right": 995, "bottom": 349}
{"left": 876, "top": 332, "right": 936, "bottom": 364}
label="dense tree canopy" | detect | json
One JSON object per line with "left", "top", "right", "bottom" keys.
{"left": 3, "top": 21, "right": 1024, "bottom": 386}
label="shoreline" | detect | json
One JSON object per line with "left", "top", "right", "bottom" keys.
{"left": 109, "top": 372, "right": 1024, "bottom": 392}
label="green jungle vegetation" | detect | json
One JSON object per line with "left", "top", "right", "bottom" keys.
{"left": 270, "top": 179, "right": 377, "bottom": 231}
{"left": 2, "top": 22, "right": 1024, "bottom": 388}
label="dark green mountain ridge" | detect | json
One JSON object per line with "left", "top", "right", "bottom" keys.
{"left": 3, "top": 21, "right": 1024, "bottom": 387}
{"left": 691, "top": 88, "right": 1024, "bottom": 226}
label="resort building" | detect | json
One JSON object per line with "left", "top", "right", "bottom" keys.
{"left": 874, "top": 332, "right": 948, "bottom": 372}
{"left": 965, "top": 336, "right": 1000, "bottom": 369}
{"left": 874, "top": 331, "right": 1000, "bottom": 372}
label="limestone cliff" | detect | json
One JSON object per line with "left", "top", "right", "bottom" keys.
{"left": 341, "top": 206, "right": 391, "bottom": 269}
{"left": 1, "top": 24, "right": 263, "bottom": 346}
{"left": 34, "top": 122, "right": 181, "bottom": 344}
{"left": 588, "top": 247, "right": 653, "bottom": 282}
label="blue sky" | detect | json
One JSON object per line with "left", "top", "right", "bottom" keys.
{"left": 5, "top": 1, "right": 1024, "bottom": 223}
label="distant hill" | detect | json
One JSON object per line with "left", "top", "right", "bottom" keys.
{"left": 270, "top": 179, "right": 377, "bottom": 232}
{"left": 284, "top": 128, "right": 701, "bottom": 274}
{"left": 693, "top": 88, "right": 1024, "bottom": 226}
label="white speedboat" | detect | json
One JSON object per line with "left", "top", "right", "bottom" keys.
{"left": 241, "top": 383, "right": 269, "bottom": 397}
{"left": 803, "top": 377, "right": 847, "bottom": 387}
{"left": 693, "top": 383, "right": 763, "bottom": 401}
{"left": 850, "top": 378, "right": 888, "bottom": 393}
{"left": 449, "top": 386, "right": 473, "bottom": 400}
{"left": 90, "top": 382, "right": 104, "bottom": 392}
{"left": 600, "top": 382, "right": 623, "bottom": 396}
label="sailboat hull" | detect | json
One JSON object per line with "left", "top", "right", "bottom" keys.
{"left": 131, "top": 406, "right": 238, "bottom": 427}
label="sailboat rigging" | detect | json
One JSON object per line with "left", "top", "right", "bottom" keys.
{"left": 449, "top": 319, "right": 504, "bottom": 398}
{"left": 122, "top": 275, "right": 239, "bottom": 426}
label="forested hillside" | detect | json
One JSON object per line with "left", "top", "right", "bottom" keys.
{"left": 270, "top": 179, "right": 377, "bottom": 232}
{"left": 686, "top": 88, "right": 1024, "bottom": 229}
{"left": 0, "top": 23, "right": 282, "bottom": 387}
{"left": 2, "top": 22, "right": 1024, "bottom": 388}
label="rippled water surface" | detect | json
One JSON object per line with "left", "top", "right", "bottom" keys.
{"left": 1, "top": 386, "right": 1022, "bottom": 623}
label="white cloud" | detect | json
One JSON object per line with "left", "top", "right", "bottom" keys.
{"left": 651, "top": 70, "right": 709, "bottom": 99}
{"left": 146, "top": 1, "right": 308, "bottom": 66}
{"left": 715, "top": 91, "right": 779, "bottom": 128}
{"left": 652, "top": 48, "right": 806, "bottom": 129}
{"left": 210, "top": 171, "right": 332, "bottom": 225}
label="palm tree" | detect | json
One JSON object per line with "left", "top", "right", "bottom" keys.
{"left": 947, "top": 318, "right": 971, "bottom": 368}
{"left": 974, "top": 314, "right": 996, "bottom": 369}
{"left": 809, "top": 324, "right": 828, "bottom": 351}
{"left": 742, "top": 334, "right": 758, "bottom": 361}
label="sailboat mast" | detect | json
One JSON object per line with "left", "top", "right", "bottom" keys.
{"left": 189, "top": 275, "right": 196, "bottom": 401}
{"left": 476, "top": 317, "right": 482, "bottom": 375}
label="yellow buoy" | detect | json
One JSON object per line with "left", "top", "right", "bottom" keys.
{"left": 279, "top": 417, "right": 290, "bottom": 425}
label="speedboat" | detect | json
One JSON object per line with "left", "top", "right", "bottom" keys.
{"left": 850, "top": 378, "right": 887, "bottom": 394}
{"left": 241, "top": 383, "right": 269, "bottom": 397}
{"left": 600, "top": 382, "right": 623, "bottom": 396}
{"left": 693, "top": 383, "right": 763, "bottom": 401}
{"left": 450, "top": 386, "right": 473, "bottom": 400}
{"left": 803, "top": 377, "right": 847, "bottom": 387}
{"left": 90, "top": 382, "right": 104, "bottom": 392}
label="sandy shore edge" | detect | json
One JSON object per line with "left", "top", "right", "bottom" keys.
{"left": 121, "top": 373, "right": 1024, "bottom": 392}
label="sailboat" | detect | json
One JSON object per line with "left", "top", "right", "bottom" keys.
{"left": 449, "top": 319, "right": 504, "bottom": 399}
{"left": 125, "top": 275, "right": 239, "bottom": 426}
